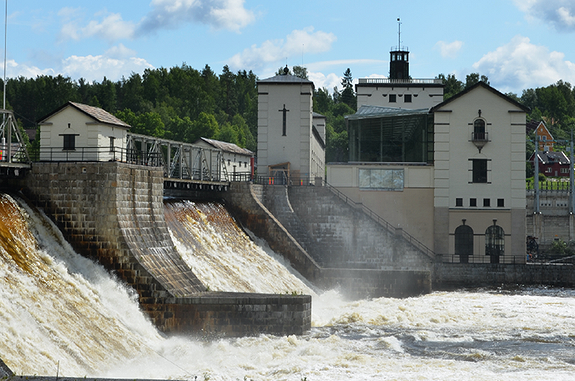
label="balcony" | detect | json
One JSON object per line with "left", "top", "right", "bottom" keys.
{"left": 470, "top": 131, "right": 490, "bottom": 152}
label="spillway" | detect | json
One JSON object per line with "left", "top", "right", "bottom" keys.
{"left": 2, "top": 193, "right": 575, "bottom": 380}
{"left": 164, "top": 199, "right": 315, "bottom": 295}
{"left": 0, "top": 193, "right": 163, "bottom": 376}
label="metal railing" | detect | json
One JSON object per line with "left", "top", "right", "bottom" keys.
{"left": 29, "top": 146, "right": 163, "bottom": 166}
{"left": 526, "top": 179, "right": 571, "bottom": 192}
{"left": 321, "top": 180, "right": 436, "bottom": 260}
{"left": 228, "top": 172, "right": 253, "bottom": 182}
{"left": 254, "top": 174, "right": 435, "bottom": 259}
{"left": 439, "top": 254, "right": 526, "bottom": 264}
{"left": 470, "top": 131, "right": 489, "bottom": 142}
{"left": 357, "top": 78, "right": 442, "bottom": 85}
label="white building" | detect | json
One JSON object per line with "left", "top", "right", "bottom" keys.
{"left": 38, "top": 102, "right": 130, "bottom": 162}
{"left": 355, "top": 46, "right": 444, "bottom": 110}
{"left": 193, "top": 137, "right": 254, "bottom": 181}
{"left": 257, "top": 70, "right": 325, "bottom": 183}
{"left": 327, "top": 47, "right": 528, "bottom": 263}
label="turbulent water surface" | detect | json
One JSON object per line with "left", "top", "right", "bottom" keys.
{"left": 0, "top": 193, "right": 574, "bottom": 380}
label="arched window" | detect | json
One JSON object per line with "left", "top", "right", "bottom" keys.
{"left": 455, "top": 224, "right": 474, "bottom": 263}
{"left": 485, "top": 224, "right": 504, "bottom": 263}
{"left": 473, "top": 119, "right": 486, "bottom": 140}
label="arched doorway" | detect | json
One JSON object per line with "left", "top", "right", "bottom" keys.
{"left": 455, "top": 223, "right": 473, "bottom": 263}
{"left": 485, "top": 222, "right": 504, "bottom": 264}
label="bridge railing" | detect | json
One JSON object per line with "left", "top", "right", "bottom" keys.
{"left": 29, "top": 146, "right": 163, "bottom": 166}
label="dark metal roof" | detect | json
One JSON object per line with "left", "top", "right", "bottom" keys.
{"left": 346, "top": 105, "right": 430, "bottom": 121}
{"left": 530, "top": 151, "right": 570, "bottom": 165}
{"left": 196, "top": 137, "right": 254, "bottom": 156}
{"left": 258, "top": 74, "right": 313, "bottom": 85}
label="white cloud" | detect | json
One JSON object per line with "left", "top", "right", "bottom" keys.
{"left": 472, "top": 35, "right": 575, "bottom": 92}
{"left": 137, "top": 0, "right": 255, "bottom": 35}
{"left": 60, "top": 12, "right": 136, "bottom": 42}
{"left": 513, "top": 0, "right": 575, "bottom": 31}
{"left": 435, "top": 40, "right": 463, "bottom": 58}
{"left": 59, "top": 0, "right": 255, "bottom": 43}
{"left": 6, "top": 60, "right": 56, "bottom": 78}
{"left": 61, "top": 54, "right": 154, "bottom": 82}
{"left": 6, "top": 49, "right": 154, "bottom": 82}
{"left": 308, "top": 71, "right": 341, "bottom": 92}
{"left": 105, "top": 44, "right": 138, "bottom": 59}
{"left": 228, "top": 27, "right": 337, "bottom": 71}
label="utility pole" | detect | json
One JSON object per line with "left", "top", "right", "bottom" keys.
{"left": 570, "top": 129, "right": 574, "bottom": 214}
{"left": 534, "top": 134, "right": 540, "bottom": 213}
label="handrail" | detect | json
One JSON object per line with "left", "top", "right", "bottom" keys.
{"left": 29, "top": 146, "right": 163, "bottom": 166}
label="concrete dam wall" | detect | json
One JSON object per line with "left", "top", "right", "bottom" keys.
{"left": 223, "top": 182, "right": 433, "bottom": 299}
{"left": 20, "top": 162, "right": 310, "bottom": 336}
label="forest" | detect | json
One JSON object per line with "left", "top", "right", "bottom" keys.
{"left": 3, "top": 63, "right": 575, "bottom": 163}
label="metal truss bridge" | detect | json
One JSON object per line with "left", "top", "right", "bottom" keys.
{"left": 126, "top": 132, "right": 229, "bottom": 189}
{"left": 0, "top": 109, "right": 32, "bottom": 177}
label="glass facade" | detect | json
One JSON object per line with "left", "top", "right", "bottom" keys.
{"left": 348, "top": 112, "right": 434, "bottom": 163}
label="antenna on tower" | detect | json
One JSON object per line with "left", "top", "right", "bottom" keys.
{"left": 397, "top": 17, "right": 402, "bottom": 50}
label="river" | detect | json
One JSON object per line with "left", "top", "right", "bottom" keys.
{"left": 0, "top": 194, "right": 574, "bottom": 380}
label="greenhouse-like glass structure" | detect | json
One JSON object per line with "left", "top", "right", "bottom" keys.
{"left": 347, "top": 105, "right": 434, "bottom": 164}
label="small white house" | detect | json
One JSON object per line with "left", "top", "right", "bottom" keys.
{"left": 38, "top": 102, "right": 130, "bottom": 162}
{"left": 193, "top": 137, "right": 254, "bottom": 181}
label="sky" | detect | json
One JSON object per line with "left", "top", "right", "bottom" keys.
{"left": 4, "top": 0, "right": 575, "bottom": 95}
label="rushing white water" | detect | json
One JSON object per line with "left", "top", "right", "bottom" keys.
{"left": 164, "top": 199, "right": 316, "bottom": 295}
{"left": 1, "top": 194, "right": 575, "bottom": 380}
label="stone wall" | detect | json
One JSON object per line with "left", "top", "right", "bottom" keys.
{"left": 224, "top": 182, "right": 433, "bottom": 297}
{"left": 526, "top": 192, "right": 575, "bottom": 250}
{"left": 435, "top": 263, "right": 575, "bottom": 289}
{"left": 23, "top": 162, "right": 205, "bottom": 300}
{"left": 286, "top": 185, "right": 434, "bottom": 271}
{"left": 222, "top": 182, "right": 322, "bottom": 281}
{"left": 147, "top": 292, "right": 311, "bottom": 336}
{"left": 20, "top": 162, "right": 310, "bottom": 335}
{"left": 318, "top": 269, "right": 432, "bottom": 299}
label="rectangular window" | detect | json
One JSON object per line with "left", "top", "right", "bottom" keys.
{"left": 471, "top": 159, "right": 488, "bottom": 183}
{"left": 63, "top": 134, "right": 76, "bottom": 151}
{"left": 109, "top": 137, "right": 115, "bottom": 152}
{"left": 456, "top": 198, "right": 463, "bottom": 207}
{"left": 545, "top": 167, "right": 552, "bottom": 173}
{"left": 470, "top": 198, "right": 477, "bottom": 207}
{"left": 561, "top": 168, "right": 569, "bottom": 174}
{"left": 404, "top": 94, "right": 412, "bottom": 103}
{"left": 497, "top": 198, "right": 505, "bottom": 207}
{"left": 389, "top": 94, "right": 397, "bottom": 103}
{"left": 483, "top": 198, "right": 490, "bottom": 207}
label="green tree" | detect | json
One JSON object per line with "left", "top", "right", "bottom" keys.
{"left": 340, "top": 68, "right": 356, "bottom": 110}
{"left": 190, "top": 112, "right": 219, "bottom": 142}
{"left": 292, "top": 66, "right": 308, "bottom": 80}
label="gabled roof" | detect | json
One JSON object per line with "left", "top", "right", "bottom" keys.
{"left": 195, "top": 137, "right": 254, "bottom": 156}
{"left": 529, "top": 150, "right": 570, "bottom": 165}
{"left": 430, "top": 81, "right": 530, "bottom": 113}
{"left": 38, "top": 101, "right": 131, "bottom": 128}
{"left": 257, "top": 74, "right": 313, "bottom": 85}
{"left": 313, "top": 112, "right": 326, "bottom": 119}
